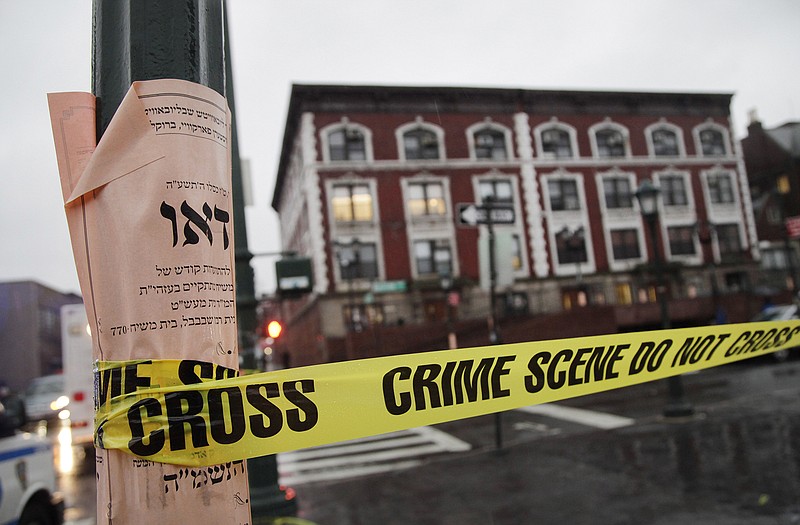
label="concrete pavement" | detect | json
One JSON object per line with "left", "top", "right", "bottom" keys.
{"left": 287, "top": 360, "right": 800, "bottom": 524}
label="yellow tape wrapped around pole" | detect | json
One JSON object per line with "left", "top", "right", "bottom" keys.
{"left": 96, "top": 320, "right": 800, "bottom": 467}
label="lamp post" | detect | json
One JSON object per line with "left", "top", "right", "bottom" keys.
{"left": 635, "top": 179, "right": 694, "bottom": 418}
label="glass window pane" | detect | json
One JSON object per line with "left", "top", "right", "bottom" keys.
{"left": 653, "top": 129, "right": 679, "bottom": 156}
{"left": 661, "top": 175, "right": 688, "bottom": 206}
{"left": 701, "top": 129, "right": 726, "bottom": 156}
{"left": 542, "top": 128, "right": 572, "bottom": 158}
{"left": 611, "top": 229, "right": 640, "bottom": 260}
{"left": 668, "top": 226, "right": 696, "bottom": 256}
{"left": 596, "top": 129, "right": 625, "bottom": 158}
{"left": 604, "top": 178, "right": 632, "bottom": 209}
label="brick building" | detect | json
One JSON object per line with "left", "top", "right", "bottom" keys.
{"left": 741, "top": 115, "right": 800, "bottom": 293}
{"left": 270, "top": 85, "right": 761, "bottom": 367}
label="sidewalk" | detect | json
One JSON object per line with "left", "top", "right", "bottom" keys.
{"left": 288, "top": 363, "right": 800, "bottom": 524}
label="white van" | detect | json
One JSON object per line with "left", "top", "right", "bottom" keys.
{"left": 60, "top": 304, "right": 94, "bottom": 447}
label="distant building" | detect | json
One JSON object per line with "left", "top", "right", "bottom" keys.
{"left": 271, "top": 85, "right": 761, "bottom": 366}
{"left": 741, "top": 115, "right": 800, "bottom": 293}
{"left": 0, "top": 281, "right": 82, "bottom": 391}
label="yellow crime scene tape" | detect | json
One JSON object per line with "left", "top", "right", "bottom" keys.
{"left": 95, "top": 320, "right": 800, "bottom": 467}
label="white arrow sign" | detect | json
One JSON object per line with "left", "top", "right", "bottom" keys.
{"left": 457, "top": 203, "right": 515, "bottom": 226}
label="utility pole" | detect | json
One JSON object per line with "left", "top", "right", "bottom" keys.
{"left": 92, "top": 0, "right": 293, "bottom": 520}
{"left": 484, "top": 196, "right": 503, "bottom": 450}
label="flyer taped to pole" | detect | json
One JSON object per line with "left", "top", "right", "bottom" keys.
{"left": 49, "top": 79, "right": 250, "bottom": 524}
{"left": 94, "top": 319, "right": 800, "bottom": 468}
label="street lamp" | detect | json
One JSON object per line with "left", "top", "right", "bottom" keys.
{"left": 635, "top": 179, "right": 695, "bottom": 418}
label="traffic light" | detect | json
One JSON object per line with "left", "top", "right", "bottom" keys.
{"left": 266, "top": 320, "right": 283, "bottom": 339}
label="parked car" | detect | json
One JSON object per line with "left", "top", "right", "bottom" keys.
{"left": 23, "top": 375, "right": 68, "bottom": 422}
{"left": 0, "top": 395, "right": 64, "bottom": 524}
{"left": 750, "top": 304, "right": 800, "bottom": 362}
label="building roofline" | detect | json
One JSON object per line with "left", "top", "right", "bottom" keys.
{"left": 272, "top": 84, "right": 734, "bottom": 210}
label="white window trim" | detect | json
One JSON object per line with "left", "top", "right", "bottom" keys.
{"left": 662, "top": 222, "right": 703, "bottom": 265}
{"left": 701, "top": 167, "right": 741, "bottom": 214}
{"left": 319, "top": 118, "right": 374, "bottom": 163}
{"left": 588, "top": 119, "right": 631, "bottom": 159}
{"left": 407, "top": 232, "right": 459, "bottom": 280}
{"left": 644, "top": 120, "right": 686, "bottom": 158}
{"left": 533, "top": 119, "right": 579, "bottom": 160}
{"left": 604, "top": 223, "right": 648, "bottom": 272}
{"left": 471, "top": 171, "right": 530, "bottom": 276}
{"left": 653, "top": 169, "right": 695, "bottom": 218}
{"left": 331, "top": 234, "right": 385, "bottom": 290}
{"left": 595, "top": 169, "right": 637, "bottom": 217}
{"left": 400, "top": 173, "right": 454, "bottom": 230}
{"left": 466, "top": 120, "right": 514, "bottom": 161}
{"left": 692, "top": 120, "right": 732, "bottom": 157}
{"left": 395, "top": 117, "right": 446, "bottom": 162}
{"left": 541, "top": 170, "right": 595, "bottom": 277}
{"left": 325, "top": 175, "right": 381, "bottom": 232}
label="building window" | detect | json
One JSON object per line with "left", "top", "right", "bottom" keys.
{"left": 474, "top": 128, "right": 508, "bottom": 160}
{"left": 660, "top": 174, "right": 688, "bottom": 206}
{"left": 328, "top": 128, "right": 366, "bottom": 161}
{"left": 403, "top": 128, "right": 440, "bottom": 160}
{"left": 699, "top": 128, "right": 727, "bottom": 156}
{"left": 408, "top": 181, "right": 447, "bottom": 217}
{"left": 610, "top": 229, "right": 640, "bottom": 260}
{"left": 540, "top": 127, "right": 573, "bottom": 159}
{"left": 555, "top": 227, "right": 587, "bottom": 265}
{"left": 548, "top": 179, "right": 581, "bottom": 211}
{"left": 337, "top": 241, "right": 379, "bottom": 280}
{"left": 716, "top": 223, "right": 742, "bottom": 256}
{"left": 331, "top": 184, "right": 373, "bottom": 222}
{"left": 667, "top": 226, "right": 696, "bottom": 256}
{"left": 603, "top": 177, "right": 633, "bottom": 209}
{"left": 595, "top": 128, "right": 626, "bottom": 158}
{"left": 414, "top": 239, "right": 452, "bottom": 276}
{"left": 344, "top": 303, "right": 385, "bottom": 332}
{"left": 651, "top": 128, "right": 680, "bottom": 157}
{"left": 707, "top": 172, "right": 735, "bottom": 204}
{"left": 478, "top": 179, "right": 514, "bottom": 203}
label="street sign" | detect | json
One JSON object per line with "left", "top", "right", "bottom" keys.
{"left": 457, "top": 203, "right": 516, "bottom": 226}
{"left": 372, "top": 280, "right": 407, "bottom": 293}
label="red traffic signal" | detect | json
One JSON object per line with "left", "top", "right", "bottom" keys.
{"left": 266, "top": 320, "right": 283, "bottom": 339}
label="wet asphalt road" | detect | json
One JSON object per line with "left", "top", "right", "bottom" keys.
{"left": 290, "top": 358, "right": 800, "bottom": 524}
{"left": 58, "top": 356, "right": 800, "bottom": 524}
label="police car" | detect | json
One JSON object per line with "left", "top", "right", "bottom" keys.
{"left": 1, "top": 398, "right": 64, "bottom": 525}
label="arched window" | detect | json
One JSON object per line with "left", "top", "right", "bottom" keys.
{"left": 646, "top": 122, "right": 685, "bottom": 157}
{"left": 534, "top": 121, "right": 578, "bottom": 159}
{"left": 328, "top": 128, "right": 366, "bottom": 161}
{"left": 466, "top": 121, "right": 512, "bottom": 160}
{"left": 590, "top": 121, "right": 630, "bottom": 158}
{"left": 694, "top": 122, "right": 730, "bottom": 157}
{"left": 320, "top": 120, "right": 373, "bottom": 162}
{"left": 396, "top": 120, "right": 445, "bottom": 161}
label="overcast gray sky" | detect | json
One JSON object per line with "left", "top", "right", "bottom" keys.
{"left": 1, "top": 0, "right": 799, "bottom": 297}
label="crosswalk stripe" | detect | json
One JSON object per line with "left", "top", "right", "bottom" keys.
{"left": 278, "top": 426, "right": 471, "bottom": 486}
{"left": 279, "top": 433, "right": 429, "bottom": 463}
{"left": 279, "top": 443, "right": 448, "bottom": 473}
{"left": 516, "top": 403, "right": 634, "bottom": 429}
{"left": 280, "top": 459, "right": 424, "bottom": 485}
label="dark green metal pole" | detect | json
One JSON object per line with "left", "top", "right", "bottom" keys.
{"left": 92, "top": 0, "right": 295, "bottom": 518}
{"left": 646, "top": 216, "right": 694, "bottom": 418}
{"left": 93, "top": 0, "right": 225, "bottom": 137}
